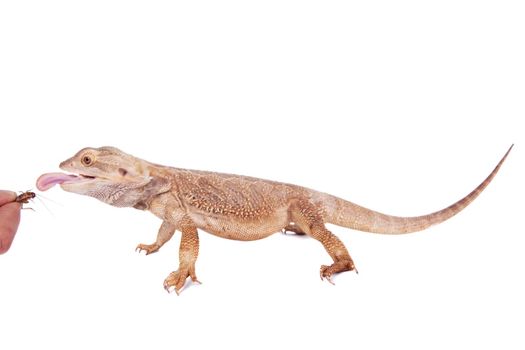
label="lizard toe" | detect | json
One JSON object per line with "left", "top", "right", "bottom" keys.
{"left": 320, "top": 265, "right": 336, "bottom": 285}
{"left": 136, "top": 243, "right": 160, "bottom": 255}
{"left": 163, "top": 267, "right": 201, "bottom": 295}
{"left": 320, "top": 259, "right": 357, "bottom": 285}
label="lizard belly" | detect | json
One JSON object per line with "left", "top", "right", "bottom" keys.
{"left": 189, "top": 208, "right": 289, "bottom": 241}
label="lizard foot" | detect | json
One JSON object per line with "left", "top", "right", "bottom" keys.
{"left": 163, "top": 267, "right": 201, "bottom": 295}
{"left": 320, "top": 259, "right": 358, "bottom": 285}
{"left": 282, "top": 223, "right": 306, "bottom": 235}
{"left": 135, "top": 243, "right": 160, "bottom": 255}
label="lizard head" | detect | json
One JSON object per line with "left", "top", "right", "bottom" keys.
{"left": 37, "top": 146, "right": 170, "bottom": 208}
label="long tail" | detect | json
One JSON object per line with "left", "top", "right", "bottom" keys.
{"left": 323, "top": 145, "right": 513, "bottom": 234}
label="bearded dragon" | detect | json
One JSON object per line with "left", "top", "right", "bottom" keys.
{"left": 36, "top": 145, "right": 512, "bottom": 294}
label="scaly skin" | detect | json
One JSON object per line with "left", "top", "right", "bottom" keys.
{"left": 41, "top": 145, "right": 512, "bottom": 294}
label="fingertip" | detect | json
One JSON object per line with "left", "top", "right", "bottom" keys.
{"left": 0, "top": 241, "right": 10, "bottom": 254}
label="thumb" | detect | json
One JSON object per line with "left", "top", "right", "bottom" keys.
{"left": 0, "top": 191, "right": 17, "bottom": 206}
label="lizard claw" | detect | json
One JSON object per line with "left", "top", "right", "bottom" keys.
{"left": 135, "top": 243, "right": 160, "bottom": 255}
{"left": 164, "top": 284, "right": 177, "bottom": 294}
{"left": 320, "top": 265, "right": 336, "bottom": 285}
{"left": 320, "top": 259, "right": 356, "bottom": 284}
{"left": 163, "top": 268, "right": 201, "bottom": 295}
{"left": 164, "top": 276, "right": 185, "bottom": 295}
{"left": 281, "top": 224, "right": 307, "bottom": 236}
{"left": 325, "top": 276, "right": 336, "bottom": 285}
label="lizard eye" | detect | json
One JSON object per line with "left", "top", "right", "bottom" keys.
{"left": 81, "top": 154, "right": 94, "bottom": 166}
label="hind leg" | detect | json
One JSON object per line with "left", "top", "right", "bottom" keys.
{"left": 290, "top": 201, "right": 357, "bottom": 284}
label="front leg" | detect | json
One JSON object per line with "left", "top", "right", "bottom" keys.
{"left": 163, "top": 218, "right": 201, "bottom": 295}
{"left": 136, "top": 221, "right": 176, "bottom": 255}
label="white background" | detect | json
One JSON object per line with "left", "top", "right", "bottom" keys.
{"left": 1, "top": 1, "right": 524, "bottom": 349}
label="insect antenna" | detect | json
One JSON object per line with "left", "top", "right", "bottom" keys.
{"left": 34, "top": 195, "right": 55, "bottom": 217}
{"left": 34, "top": 192, "right": 63, "bottom": 207}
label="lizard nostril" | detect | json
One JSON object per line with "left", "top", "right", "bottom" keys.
{"left": 118, "top": 168, "right": 128, "bottom": 176}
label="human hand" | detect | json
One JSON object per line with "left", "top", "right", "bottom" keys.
{"left": 0, "top": 191, "right": 22, "bottom": 254}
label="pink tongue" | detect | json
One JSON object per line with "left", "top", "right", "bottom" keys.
{"left": 36, "top": 173, "right": 79, "bottom": 191}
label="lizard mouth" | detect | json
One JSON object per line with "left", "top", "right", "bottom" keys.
{"left": 36, "top": 173, "right": 96, "bottom": 191}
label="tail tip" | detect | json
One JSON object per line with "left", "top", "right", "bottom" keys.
{"left": 506, "top": 144, "right": 514, "bottom": 157}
